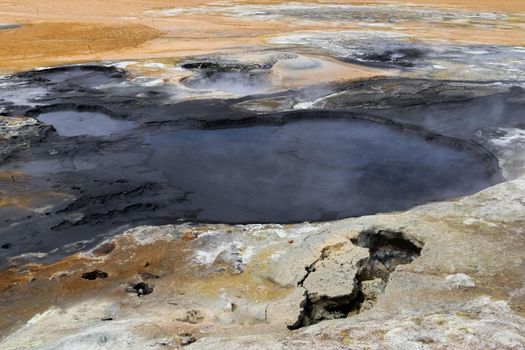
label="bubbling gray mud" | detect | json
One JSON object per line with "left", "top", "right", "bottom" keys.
{"left": 37, "top": 111, "right": 136, "bottom": 137}
{"left": 143, "top": 119, "right": 496, "bottom": 223}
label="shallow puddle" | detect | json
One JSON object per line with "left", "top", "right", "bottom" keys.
{"left": 37, "top": 111, "right": 136, "bottom": 137}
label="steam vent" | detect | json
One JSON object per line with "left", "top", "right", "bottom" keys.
{"left": 0, "top": 1, "right": 524, "bottom": 349}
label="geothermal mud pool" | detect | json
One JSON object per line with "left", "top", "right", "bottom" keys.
{"left": 0, "top": 0, "right": 524, "bottom": 348}
{"left": 0, "top": 62, "right": 516, "bottom": 264}
{"left": 144, "top": 119, "right": 497, "bottom": 222}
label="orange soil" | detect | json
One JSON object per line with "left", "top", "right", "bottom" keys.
{"left": 0, "top": 228, "right": 290, "bottom": 336}
{"left": 0, "top": 22, "right": 161, "bottom": 72}
{"left": 0, "top": 0, "right": 522, "bottom": 74}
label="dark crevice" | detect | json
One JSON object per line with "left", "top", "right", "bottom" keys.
{"left": 126, "top": 282, "right": 154, "bottom": 296}
{"left": 81, "top": 270, "right": 108, "bottom": 280}
{"left": 296, "top": 246, "right": 331, "bottom": 286}
{"left": 352, "top": 230, "right": 422, "bottom": 272}
{"left": 290, "top": 230, "right": 423, "bottom": 329}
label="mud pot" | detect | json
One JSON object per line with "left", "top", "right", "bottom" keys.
{"left": 0, "top": 62, "right": 521, "bottom": 266}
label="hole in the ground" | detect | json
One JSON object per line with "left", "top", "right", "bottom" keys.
{"left": 81, "top": 269, "right": 108, "bottom": 280}
{"left": 126, "top": 282, "right": 154, "bottom": 296}
{"left": 352, "top": 229, "right": 422, "bottom": 275}
{"left": 290, "top": 230, "right": 422, "bottom": 329}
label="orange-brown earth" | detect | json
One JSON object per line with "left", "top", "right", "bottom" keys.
{"left": 0, "top": 22, "right": 161, "bottom": 72}
{"left": 0, "top": 0, "right": 523, "bottom": 73}
{"left": 0, "top": 225, "right": 293, "bottom": 336}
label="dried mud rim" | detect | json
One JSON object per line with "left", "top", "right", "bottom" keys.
{"left": 340, "top": 47, "right": 428, "bottom": 69}
{"left": 26, "top": 104, "right": 126, "bottom": 120}
{"left": 178, "top": 52, "right": 297, "bottom": 72}
{"left": 10, "top": 65, "right": 127, "bottom": 81}
{"left": 180, "top": 61, "right": 275, "bottom": 73}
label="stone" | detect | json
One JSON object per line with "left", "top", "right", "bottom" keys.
{"left": 177, "top": 309, "right": 205, "bottom": 324}
{"left": 361, "top": 278, "right": 386, "bottom": 300}
{"left": 445, "top": 273, "right": 476, "bottom": 289}
{"left": 0, "top": 82, "right": 524, "bottom": 348}
{"left": 223, "top": 302, "right": 235, "bottom": 312}
{"left": 302, "top": 243, "right": 369, "bottom": 302}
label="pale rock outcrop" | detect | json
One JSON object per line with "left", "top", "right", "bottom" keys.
{"left": 1, "top": 177, "right": 525, "bottom": 349}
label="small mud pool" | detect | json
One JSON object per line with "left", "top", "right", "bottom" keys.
{"left": 142, "top": 119, "right": 497, "bottom": 223}
{"left": 37, "top": 111, "right": 136, "bottom": 137}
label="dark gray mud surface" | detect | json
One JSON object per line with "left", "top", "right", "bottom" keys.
{"left": 0, "top": 64, "right": 521, "bottom": 264}
{"left": 144, "top": 119, "right": 494, "bottom": 223}
{"left": 37, "top": 110, "right": 137, "bottom": 137}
